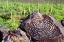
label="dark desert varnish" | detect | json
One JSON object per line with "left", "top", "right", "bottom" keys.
{"left": 19, "top": 12, "right": 64, "bottom": 42}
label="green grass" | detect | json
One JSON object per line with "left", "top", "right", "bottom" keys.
{"left": 0, "top": 2, "right": 64, "bottom": 31}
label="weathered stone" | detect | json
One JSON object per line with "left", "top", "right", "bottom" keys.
{"left": 19, "top": 12, "right": 64, "bottom": 42}
{"left": 0, "top": 24, "right": 9, "bottom": 42}
{"left": 2, "top": 28, "right": 30, "bottom": 42}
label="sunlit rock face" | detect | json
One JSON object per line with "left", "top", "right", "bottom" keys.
{"left": 2, "top": 29, "right": 30, "bottom": 42}
{"left": 61, "top": 20, "right": 64, "bottom": 27}
{"left": 0, "top": 24, "right": 30, "bottom": 42}
{"left": 19, "top": 12, "right": 63, "bottom": 42}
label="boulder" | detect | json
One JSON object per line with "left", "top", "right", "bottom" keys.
{"left": 2, "top": 28, "right": 30, "bottom": 42}
{"left": 19, "top": 12, "right": 64, "bottom": 42}
{"left": 0, "top": 24, "right": 30, "bottom": 42}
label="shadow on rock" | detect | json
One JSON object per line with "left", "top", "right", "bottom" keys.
{"left": 0, "top": 31, "right": 3, "bottom": 42}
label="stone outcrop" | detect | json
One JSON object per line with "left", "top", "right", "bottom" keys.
{"left": 0, "top": 24, "right": 30, "bottom": 42}
{"left": 19, "top": 12, "right": 64, "bottom": 42}
{"left": 2, "top": 28, "right": 30, "bottom": 42}
{"left": 0, "top": 12, "right": 64, "bottom": 42}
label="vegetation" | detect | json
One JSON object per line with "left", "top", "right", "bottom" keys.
{"left": 0, "top": 1, "right": 64, "bottom": 31}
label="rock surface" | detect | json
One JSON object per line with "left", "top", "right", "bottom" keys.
{"left": 2, "top": 28, "right": 30, "bottom": 42}
{"left": 0, "top": 24, "right": 30, "bottom": 42}
{"left": 0, "top": 12, "right": 64, "bottom": 42}
{"left": 19, "top": 12, "right": 64, "bottom": 42}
